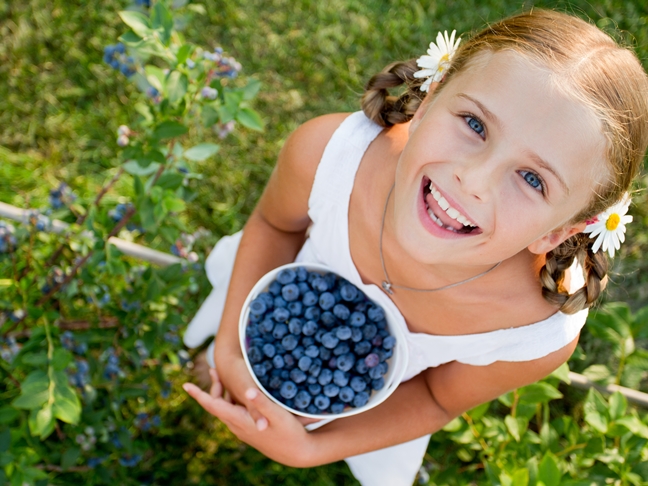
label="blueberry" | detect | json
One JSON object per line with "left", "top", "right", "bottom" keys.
{"left": 291, "top": 266, "right": 306, "bottom": 281}
{"left": 258, "top": 292, "right": 274, "bottom": 308}
{"left": 263, "top": 361, "right": 273, "bottom": 374}
{"left": 247, "top": 346, "right": 263, "bottom": 364}
{"left": 314, "top": 329, "right": 325, "bottom": 343}
{"left": 331, "top": 402, "right": 345, "bottom": 414}
{"left": 340, "top": 284, "right": 358, "bottom": 301}
{"left": 364, "top": 353, "right": 380, "bottom": 368}
{"left": 308, "top": 383, "right": 322, "bottom": 396}
{"left": 371, "top": 377, "right": 385, "bottom": 390}
{"left": 302, "top": 291, "right": 318, "bottom": 307}
{"left": 284, "top": 354, "right": 295, "bottom": 368}
{"left": 246, "top": 324, "right": 261, "bottom": 338}
{"left": 260, "top": 319, "right": 274, "bottom": 334}
{"left": 321, "top": 332, "right": 339, "bottom": 349}
{"left": 288, "top": 301, "right": 303, "bottom": 316}
{"left": 338, "top": 353, "right": 356, "bottom": 372}
{"left": 319, "top": 292, "right": 335, "bottom": 310}
{"left": 350, "top": 312, "right": 366, "bottom": 327}
{"left": 302, "top": 320, "right": 318, "bottom": 336}
{"left": 376, "top": 319, "right": 388, "bottom": 330}
{"left": 309, "top": 362, "right": 321, "bottom": 377}
{"left": 249, "top": 312, "right": 262, "bottom": 323}
{"left": 335, "top": 326, "right": 352, "bottom": 342}
{"left": 368, "top": 364, "right": 384, "bottom": 380}
{"left": 294, "top": 390, "right": 312, "bottom": 409}
{"left": 281, "top": 370, "right": 290, "bottom": 380}
{"left": 282, "top": 283, "right": 300, "bottom": 302}
{"left": 304, "top": 345, "right": 320, "bottom": 358}
{"left": 333, "top": 304, "right": 351, "bottom": 321}
{"left": 355, "top": 359, "right": 369, "bottom": 374}
{"left": 323, "top": 384, "right": 340, "bottom": 398}
{"left": 323, "top": 273, "right": 337, "bottom": 290}
{"left": 290, "top": 368, "right": 307, "bottom": 384}
{"left": 250, "top": 338, "right": 264, "bottom": 348}
{"left": 274, "top": 296, "right": 288, "bottom": 308}
{"left": 354, "top": 341, "right": 372, "bottom": 356}
{"left": 272, "top": 323, "right": 288, "bottom": 339}
{"left": 355, "top": 302, "right": 368, "bottom": 313}
{"left": 277, "top": 269, "right": 297, "bottom": 285}
{"left": 314, "top": 394, "right": 330, "bottom": 410}
{"left": 269, "top": 280, "right": 282, "bottom": 295}
{"left": 371, "top": 335, "right": 383, "bottom": 347}
{"left": 262, "top": 343, "right": 276, "bottom": 358}
{"left": 320, "top": 311, "right": 336, "bottom": 326}
{"left": 350, "top": 376, "right": 367, "bottom": 392}
{"left": 319, "top": 347, "right": 331, "bottom": 361}
{"left": 249, "top": 298, "right": 267, "bottom": 315}
{"left": 273, "top": 308, "right": 290, "bottom": 323}
{"left": 252, "top": 364, "right": 267, "bottom": 377}
{"left": 351, "top": 328, "right": 363, "bottom": 342}
{"left": 302, "top": 336, "right": 315, "bottom": 347}
{"left": 363, "top": 324, "right": 378, "bottom": 340}
{"left": 333, "top": 342, "right": 350, "bottom": 356}
{"left": 269, "top": 375, "right": 282, "bottom": 389}
{"left": 312, "top": 277, "right": 329, "bottom": 292}
{"left": 307, "top": 375, "right": 318, "bottom": 384}
{"left": 304, "top": 306, "right": 320, "bottom": 321}
{"left": 353, "top": 391, "right": 370, "bottom": 408}
{"left": 298, "top": 356, "right": 312, "bottom": 372}
{"left": 307, "top": 404, "right": 320, "bottom": 414}
{"left": 382, "top": 336, "right": 396, "bottom": 350}
{"left": 328, "top": 356, "right": 337, "bottom": 369}
{"left": 339, "top": 386, "right": 355, "bottom": 403}
{"left": 291, "top": 346, "right": 304, "bottom": 360}
{"left": 333, "top": 370, "right": 349, "bottom": 387}
{"left": 281, "top": 334, "right": 298, "bottom": 351}
{"left": 318, "top": 368, "right": 333, "bottom": 386}
{"left": 298, "top": 281, "right": 311, "bottom": 295}
{"left": 280, "top": 381, "right": 298, "bottom": 399}
{"left": 287, "top": 318, "right": 302, "bottom": 335}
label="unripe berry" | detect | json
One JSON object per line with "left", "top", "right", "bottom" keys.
{"left": 117, "top": 134, "right": 129, "bottom": 147}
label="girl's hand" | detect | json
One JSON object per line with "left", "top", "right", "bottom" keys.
{"left": 183, "top": 369, "right": 317, "bottom": 467}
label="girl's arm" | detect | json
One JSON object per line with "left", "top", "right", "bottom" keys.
{"left": 185, "top": 335, "right": 578, "bottom": 467}
{"left": 211, "top": 113, "right": 350, "bottom": 405}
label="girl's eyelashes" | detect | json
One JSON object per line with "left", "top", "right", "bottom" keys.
{"left": 518, "top": 170, "right": 546, "bottom": 194}
{"left": 461, "top": 114, "right": 486, "bottom": 139}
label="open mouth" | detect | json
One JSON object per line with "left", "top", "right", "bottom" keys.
{"left": 422, "top": 177, "right": 481, "bottom": 235}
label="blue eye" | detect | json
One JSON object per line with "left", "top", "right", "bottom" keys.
{"left": 519, "top": 170, "right": 544, "bottom": 192}
{"left": 464, "top": 115, "right": 485, "bottom": 137}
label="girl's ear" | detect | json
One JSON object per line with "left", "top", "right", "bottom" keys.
{"left": 409, "top": 82, "right": 440, "bottom": 135}
{"left": 527, "top": 221, "right": 587, "bottom": 255}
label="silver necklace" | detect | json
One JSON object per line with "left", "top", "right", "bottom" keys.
{"left": 379, "top": 183, "right": 502, "bottom": 295}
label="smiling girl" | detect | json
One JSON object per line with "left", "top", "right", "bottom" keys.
{"left": 182, "top": 9, "right": 648, "bottom": 485}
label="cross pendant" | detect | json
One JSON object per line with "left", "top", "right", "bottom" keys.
{"left": 381, "top": 281, "right": 394, "bottom": 295}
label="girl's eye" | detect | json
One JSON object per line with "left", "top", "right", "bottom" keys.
{"left": 519, "top": 170, "right": 545, "bottom": 193}
{"left": 463, "top": 115, "right": 485, "bottom": 138}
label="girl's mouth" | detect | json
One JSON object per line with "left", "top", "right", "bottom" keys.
{"left": 422, "top": 177, "right": 481, "bottom": 235}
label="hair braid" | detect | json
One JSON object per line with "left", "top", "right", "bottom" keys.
{"left": 539, "top": 234, "right": 609, "bottom": 314}
{"left": 361, "top": 60, "right": 425, "bottom": 127}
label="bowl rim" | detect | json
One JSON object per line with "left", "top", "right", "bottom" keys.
{"left": 238, "top": 262, "right": 409, "bottom": 420}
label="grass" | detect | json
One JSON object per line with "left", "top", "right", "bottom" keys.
{"left": 1, "top": 0, "right": 648, "bottom": 484}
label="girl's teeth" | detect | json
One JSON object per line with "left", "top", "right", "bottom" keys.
{"left": 428, "top": 181, "right": 476, "bottom": 227}
{"left": 446, "top": 207, "right": 460, "bottom": 219}
{"left": 456, "top": 214, "right": 468, "bottom": 225}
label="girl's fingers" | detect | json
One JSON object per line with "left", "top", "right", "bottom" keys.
{"left": 209, "top": 369, "right": 223, "bottom": 398}
{"left": 245, "top": 388, "right": 290, "bottom": 428}
{"left": 183, "top": 382, "right": 252, "bottom": 427}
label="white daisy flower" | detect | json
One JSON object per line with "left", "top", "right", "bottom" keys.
{"left": 583, "top": 193, "right": 633, "bottom": 258}
{"left": 413, "top": 30, "right": 462, "bottom": 92}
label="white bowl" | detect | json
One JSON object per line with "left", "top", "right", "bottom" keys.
{"left": 239, "top": 262, "right": 409, "bottom": 420}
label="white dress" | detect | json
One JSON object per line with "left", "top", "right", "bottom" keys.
{"left": 184, "top": 111, "right": 589, "bottom": 486}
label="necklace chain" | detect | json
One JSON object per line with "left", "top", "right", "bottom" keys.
{"left": 379, "top": 183, "right": 501, "bottom": 295}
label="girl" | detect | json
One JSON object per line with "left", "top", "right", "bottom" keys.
{"left": 182, "top": 9, "right": 648, "bottom": 485}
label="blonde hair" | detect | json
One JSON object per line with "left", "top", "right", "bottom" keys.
{"left": 362, "top": 9, "right": 648, "bottom": 314}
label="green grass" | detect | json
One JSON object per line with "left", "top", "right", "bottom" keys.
{"left": 2, "top": 0, "right": 648, "bottom": 484}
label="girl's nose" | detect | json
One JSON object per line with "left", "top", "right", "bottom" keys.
{"left": 453, "top": 157, "right": 497, "bottom": 202}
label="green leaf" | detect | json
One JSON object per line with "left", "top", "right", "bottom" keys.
{"left": 145, "top": 65, "right": 167, "bottom": 92}
{"left": 242, "top": 78, "right": 261, "bottom": 100}
{"left": 51, "top": 371, "right": 81, "bottom": 424}
{"left": 184, "top": 143, "right": 220, "bottom": 161}
{"left": 608, "top": 391, "right": 627, "bottom": 421}
{"left": 163, "top": 195, "right": 186, "bottom": 213}
{"left": 123, "top": 160, "right": 160, "bottom": 176}
{"left": 634, "top": 305, "right": 648, "bottom": 339}
{"left": 151, "top": 2, "right": 173, "bottom": 41}
{"left": 467, "top": 401, "right": 490, "bottom": 421}
{"left": 505, "top": 415, "right": 521, "bottom": 442}
{"left": 538, "top": 452, "right": 561, "bottom": 486}
{"left": 61, "top": 447, "right": 81, "bottom": 470}
{"left": 29, "top": 405, "right": 54, "bottom": 439}
{"left": 0, "top": 429, "right": 10, "bottom": 453}
{"left": 549, "top": 362, "right": 570, "bottom": 383}
{"left": 201, "top": 105, "right": 219, "bottom": 127}
{"left": 511, "top": 468, "right": 529, "bottom": 486}
{"left": 155, "top": 172, "right": 184, "bottom": 190}
{"left": 119, "top": 31, "right": 143, "bottom": 45}
{"left": 0, "top": 407, "right": 19, "bottom": 424}
{"left": 134, "top": 175, "right": 145, "bottom": 197}
{"left": 176, "top": 44, "right": 193, "bottom": 65}
{"left": 583, "top": 388, "right": 608, "bottom": 434}
{"left": 153, "top": 121, "right": 188, "bottom": 140}
{"left": 518, "top": 383, "right": 563, "bottom": 404}
{"left": 20, "top": 353, "right": 48, "bottom": 367}
{"left": 118, "top": 11, "right": 152, "bottom": 38}
{"left": 12, "top": 371, "right": 49, "bottom": 410}
{"left": 236, "top": 107, "right": 264, "bottom": 131}
{"left": 52, "top": 348, "right": 73, "bottom": 371}
{"left": 166, "top": 71, "right": 188, "bottom": 104}
{"left": 582, "top": 364, "right": 611, "bottom": 383}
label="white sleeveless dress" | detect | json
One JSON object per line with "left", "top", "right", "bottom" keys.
{"left": 184, "top": 111, "right": 589, "bottom": 486}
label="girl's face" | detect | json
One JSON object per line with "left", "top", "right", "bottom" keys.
{"left": 393, "top": 51, "right": 608, "bottom": 267}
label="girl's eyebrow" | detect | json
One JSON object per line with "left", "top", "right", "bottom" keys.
{"left": 455, "top": 92, "right": 570, "bottom": 195}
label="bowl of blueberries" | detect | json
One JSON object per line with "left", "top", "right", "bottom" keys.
{"left": 239, "top": 262, "right": 408, "bottom": 420}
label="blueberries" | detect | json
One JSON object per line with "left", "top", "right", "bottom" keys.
{"left": 246, "top": 266, "right": 397, "bottom": 415}
{"left": 314, "top": 394, "right": 330, "bottom": 410}
{"left": 282, "top": 283, "right": 300, "bottom": 302}
{"left": 319, "top": 292, "right": 335, "bottom": 310}
{"left": 280, "top": 381, "right": 298, "bottom": 399}
{"left": 339, "top": 386, "right": 355, "bottom": 403}
{"left": 321, "top": 332, "right": 339, "bottom": 349}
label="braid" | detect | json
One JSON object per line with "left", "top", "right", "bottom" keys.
{"left": 361, "top": 60, "right": 425, "bottom": 127}
{"left": 539, "top": 234, "right": 608, "bottom": 314}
